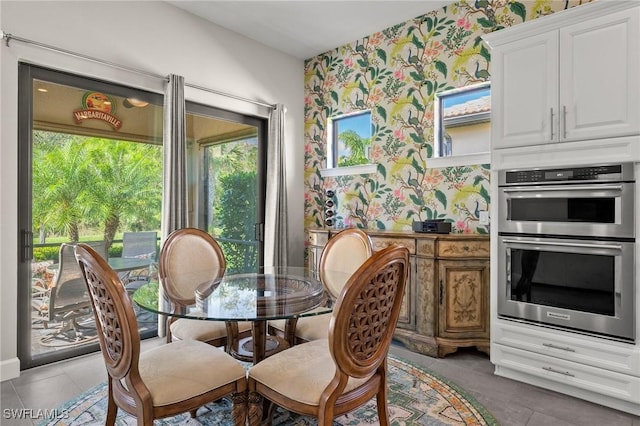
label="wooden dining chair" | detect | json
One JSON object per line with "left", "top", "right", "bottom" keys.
{"left": 159, "top": 228, "right": 251, "bottom": 351}
{"left": 248, "top": 244, "right": 410, "bottom": 426}
{"left": 269, "top": 228, "right": 373, "bottom": 344}
{"left": 74, "top": 243, "right": 247, "bottom": 426}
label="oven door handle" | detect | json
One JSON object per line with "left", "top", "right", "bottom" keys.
{"left": 501, "top": 239, "right": 623, "bottom": 251}
{"left": 501, "top": 184, "right": 623, "bottom": 193}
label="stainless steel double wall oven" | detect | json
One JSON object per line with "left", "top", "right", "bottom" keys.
{"left": 497, "top": 163, "right": 636, "bottom": 342}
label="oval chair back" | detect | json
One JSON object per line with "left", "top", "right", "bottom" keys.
{"left": 319, "top": 228, "right": 373, "bottom": 300}
{"left": 159, "top": 228, "right": 226, "bottom": 307}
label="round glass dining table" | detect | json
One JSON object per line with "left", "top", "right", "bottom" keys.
{"left": 132, "top": 266, "right": 334, "bottom": 363}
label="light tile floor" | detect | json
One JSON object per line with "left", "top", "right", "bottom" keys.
{"left": 2, "top": 338, "right": 639, "bottom": 426}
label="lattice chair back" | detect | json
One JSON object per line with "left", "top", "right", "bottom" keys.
{"left": 74, "top": 243, "right": 144, "bottom": 392}
{"left": 328, "top": 244, "right": 409, "bottom": 379}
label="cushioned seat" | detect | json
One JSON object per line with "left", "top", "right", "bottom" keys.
{"left": 136, "top": 340, "right": 246, "bottom": 407}
{"left": 268, "top": 307, "right": 330, "bottom": 344}
{"left": 248, "top": 339, "right": 370, "bottom": 406}
{"left": 170, "top": 318, "right": 252, "bottom": 343}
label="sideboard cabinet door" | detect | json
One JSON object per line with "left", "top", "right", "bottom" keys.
{"left": 437, "top": 259, "right": 490, "bottom": 358}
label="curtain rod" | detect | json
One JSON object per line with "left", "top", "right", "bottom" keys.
{"left": 1, "top": 30, "right": 276, "bottom": 110}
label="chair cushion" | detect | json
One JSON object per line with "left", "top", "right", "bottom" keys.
{"left": 170, "top": 319, "right": 252, "bottom": 342}
{"left": 270, "top": 309, "right": 331, "bottom": 342}
{"left": 295, "top": 315, "right": 331, "bottom": 341}
{"left": 248, "top": 339, "right": 371, "bottom": 406}
{"left": 138, "top": 339, "right": 246, "bottom": 406}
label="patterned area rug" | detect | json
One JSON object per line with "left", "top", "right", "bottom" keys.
{"left": 40, "top": 356, "right": 498, "bottom": 425}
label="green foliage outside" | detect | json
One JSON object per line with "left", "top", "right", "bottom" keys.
{"left": 207, "top": 138, "right": 259, "bottom": 273}
{"left": 32, "top": 130, "right": 162, "bottom": 257}
{"left": 337, "top": 129, "right": 371, "bottom": 167}
{"left": 33, "top": 241, "right": 124, "bottom": 263}
{"left": 215, "top": 172, "right": 257, "bottom": 273}
{"left": 32, "top": 130, "right": 258, "bottom": 271}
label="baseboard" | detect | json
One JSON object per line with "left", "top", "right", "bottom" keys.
{"left": 0, "top": 357, "right": 20, "bottom": 382}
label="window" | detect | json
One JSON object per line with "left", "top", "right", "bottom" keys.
{"left": 321, "top": 110, "right": 376, "bottom": 177}
{"left": 433, "top": 82, "right": 491, "bottom": 166}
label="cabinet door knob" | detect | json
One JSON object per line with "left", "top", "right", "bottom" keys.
{"left": 439, "top": 280, "right": 443, "bottom": 305}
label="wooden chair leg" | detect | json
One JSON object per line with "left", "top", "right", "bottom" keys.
{"left": 247, "top": 391, "right": 263, "bottom": 426}
{"left": 376, "top": 387, "right": 390, "bottom": 426}
{"left": 105, "top": 385, "right": 118, "bottom": 426}
{"left": 230, "top": 391, "right": 248, "bottom": 426}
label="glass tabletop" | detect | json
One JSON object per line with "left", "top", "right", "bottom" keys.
{"left": 133, "top": 266, "right": 335, "bottom": 321}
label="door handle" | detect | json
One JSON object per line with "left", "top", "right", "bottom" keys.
{"left": 542, "top": 342, "right": 576, "bottom": 352}
{"left": 501, "top": 185, "right": 623, "bottom": 193}
{"left": 22, "top": 229, "right": 33, "bottom": 262}
{"left": 501, "top": 238, "right": 622, "bottom": 251}
{"left": 543, "top": 366, "right": 575, "bottom": 377}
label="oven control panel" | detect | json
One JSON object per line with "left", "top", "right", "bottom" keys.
{"left": 500, "top": 163, "right": 633, "bottom": 185}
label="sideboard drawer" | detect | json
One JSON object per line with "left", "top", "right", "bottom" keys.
{"left": 370, "top": 237, "right": 416, "bottom": 254}
{"left": 437, "top": 239, "right": 489, "bottom": 258}
{"left": 416, "top": 239, "right": 436, "bottom": 257}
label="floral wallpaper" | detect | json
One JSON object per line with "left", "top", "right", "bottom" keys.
{"left": 304, "top": 0, "right": 593, "bottom": 234}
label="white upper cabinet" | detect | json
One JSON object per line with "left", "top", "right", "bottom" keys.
{"left": 484, "top": 2, "right": 639, "bottom": 150}
{"left": 491, "top": 31, "right": 558, "bottom": 148}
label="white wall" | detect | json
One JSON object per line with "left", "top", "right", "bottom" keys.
{"left": 0, "top": 0, "right": 304, "bottom": 380}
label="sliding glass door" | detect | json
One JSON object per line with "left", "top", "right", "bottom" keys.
{"left": 186, "top": 102, "right": 267, "bottom": 274}
{"left": 17, "top": 64, "right": 164, "bottom": 369}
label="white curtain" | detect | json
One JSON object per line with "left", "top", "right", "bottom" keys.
{"left": 159, "top": 74, "right": 187, "bottom": 335}
{"left": 264, "top": 104, "right": 288, "bottom": 267}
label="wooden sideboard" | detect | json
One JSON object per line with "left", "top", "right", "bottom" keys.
{"left": 307, "top": 228, "right": 490, "bottom": 358}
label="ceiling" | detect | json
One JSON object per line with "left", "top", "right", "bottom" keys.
{"left": 167, "top": 1, "right": 452, "bottom": 60}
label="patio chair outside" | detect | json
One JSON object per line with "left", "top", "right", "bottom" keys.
{"left": 120, "top": 231, "right": 158, "bottom": 291}
{"left": 40, "top": 241, "right": 107, "bottom": 346}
